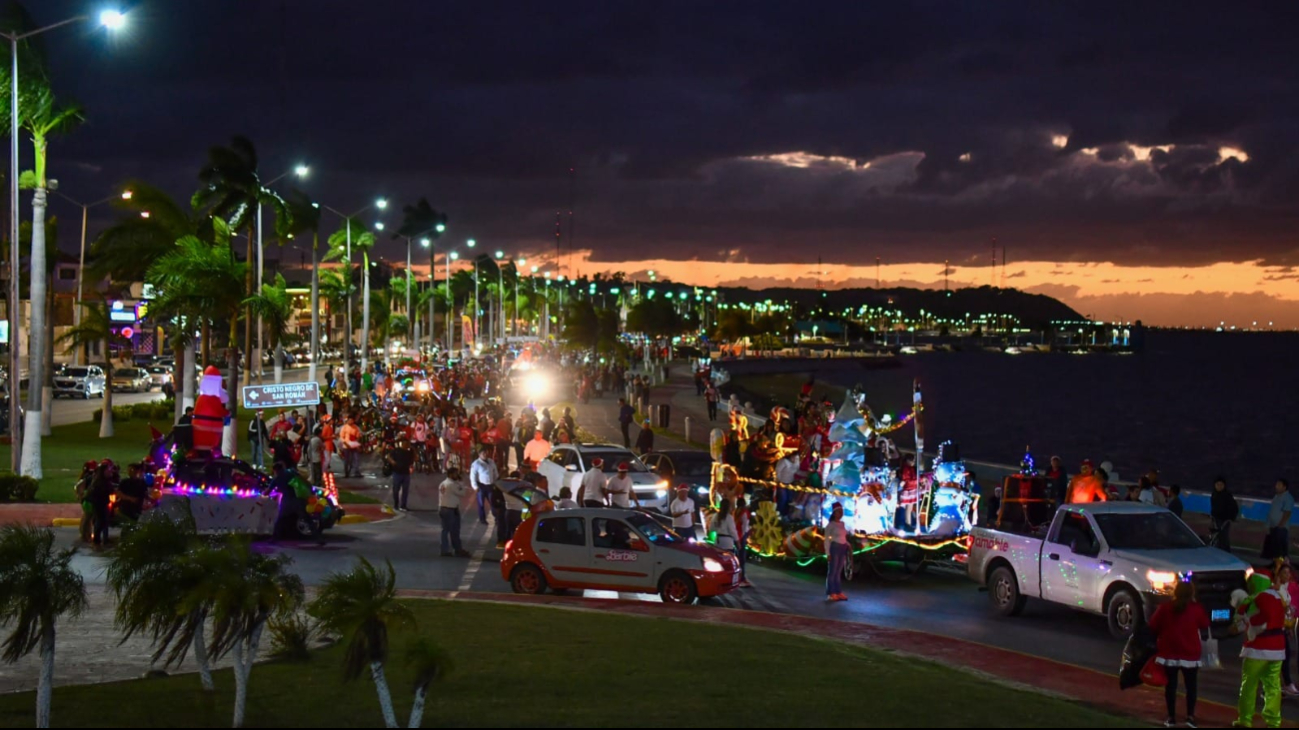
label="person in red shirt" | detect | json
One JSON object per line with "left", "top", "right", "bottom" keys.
{"left": 1148, "top": 580, "right": 1210, "bottom": 727}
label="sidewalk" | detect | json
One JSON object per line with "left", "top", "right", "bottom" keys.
{"left": 401, "top": 589, "right": 1259, "bottom": 727}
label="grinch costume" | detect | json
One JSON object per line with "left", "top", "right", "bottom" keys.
{"left": 1234, "top": 573, "right": 1286, "bottom": 728}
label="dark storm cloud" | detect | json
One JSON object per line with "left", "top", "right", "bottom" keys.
{"left": 30, "top": 0, "right": 1299, "bottom": 267}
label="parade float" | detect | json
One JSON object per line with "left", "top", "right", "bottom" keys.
{"left": 710, "top": 380, "right": 979, "bottom": 580}
{"left": 135, "top": 368, "right": 343, "bottom": 537}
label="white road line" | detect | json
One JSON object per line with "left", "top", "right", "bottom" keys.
{"left": 456, "top": 519, "right": 493, "bottom": 593}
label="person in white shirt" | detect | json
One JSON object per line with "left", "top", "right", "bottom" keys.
{"left": 522, "top": 429, "right": 552, "bottom": 470}
{"left": 669, "top": 485, "right": 696, "bottom": 540}
{"left": 556, "top": 486, "right": 579, "bottom": 510}
{"left": 605, "top": 462, "right": 640, "bottom": 509}
{"left": 470, "top": 448, "right": 499, "bottom": 524}
{"left": 578, "top": 458, "right": 609, "bottom": 507}
{"left": 437, "top": 467, "right": 473, "bottom": 557}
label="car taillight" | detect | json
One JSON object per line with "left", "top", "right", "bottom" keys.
{"left": 504, "top": 539, "right": 513, "bottom": 552}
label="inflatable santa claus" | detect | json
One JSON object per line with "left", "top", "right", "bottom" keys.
{"left": 192, "top": 365, "right": 230, "bottom": 454}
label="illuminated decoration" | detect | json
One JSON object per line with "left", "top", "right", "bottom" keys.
{"left": 119, "top": 326, "right": 134, "bottom": 339}
{"left": 322, "top": 471, "right": 340, "bottom": 502}
{"left": 1019, "top": 446, "right": 1036, "bottom": 475}
{"left": 749, "top": 501, "right": 784, "bottom": 555}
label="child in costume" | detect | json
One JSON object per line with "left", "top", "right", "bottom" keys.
{"left": 1232, "top": 571, "right": 1286, "bottom": 728}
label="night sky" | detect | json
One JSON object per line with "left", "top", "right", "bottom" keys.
{"left": 24, "top": 1, "right": 1299, "bottom": 326}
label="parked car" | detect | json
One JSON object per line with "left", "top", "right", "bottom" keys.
{"left": 536, "top": 443, "right": 670, "bottom": 512}
{"left": 501, "top": 507, "right": 740, "bottom": 604}
{"left": 144, "top": 365, "right": 172, "bottom": 390}
{"left": 53, "top": 366, "right": 107, "bottom": 399}
{"left": 968, "top": 502, "right": 1249, "bottom": 638}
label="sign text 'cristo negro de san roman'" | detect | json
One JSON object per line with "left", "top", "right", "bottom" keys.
{"left": 241, "top": 382, "right": 321, "bottom": 410}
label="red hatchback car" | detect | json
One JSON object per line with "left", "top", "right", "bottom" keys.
{"left": 501, "top": 508, "right": 741, "bottom": 604}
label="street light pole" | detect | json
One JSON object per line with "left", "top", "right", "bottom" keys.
{"left": 320, "top": 198, "right": 385, "bottom": 380}
{"left": 467, "top": 239, "right": 478, "bottom": 349}
{"left": 52, "top": 191, "right": 120, "bottom": 366}
{"left": 5, "top": 10, "right": 125, "bottom": 474}
{"left": 514, "top": 258, "right": 525, "bottom": 337}
{"left": 495, "top": 251, "right": 504, "bottom": 344}
{"left": 254, "top": 165, "right": 307, "bottom": 383}
{"left": 446, "top": 251, "right": 458, "bottom": 353}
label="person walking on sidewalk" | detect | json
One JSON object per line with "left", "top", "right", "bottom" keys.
{"left": 705, "top": 382, "right": 719, "bottom": 422}
{"left": 386, "top": 436, "right": 415, "bottom": 512}
{"left": 1149, "top": 580, "right": 1209, "bottom": 728}
{"left": 617, "top": 398, "right": 635, "bottom": 448}
{"left": 578, "top": 457, "right": 608, "bottom": 507}
{"left": 247, "top": 410, "right": 269, "bottom": 470}
{"left": 824, "top": 502, "right": 849, "bottom": 602}
{"left": 470, "top": 447, "right": 499, "bottom": 524}
{"left": 635, "top": 418, "right": 655, "bottom": 456}
{"left": 1264, "top": 479, "right": 1294, "bottom": 561}
{"left": 437, "top": 467, "right": 473, "bottom": 557}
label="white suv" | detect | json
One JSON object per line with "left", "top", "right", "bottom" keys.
{"left": 537, "top": 443, "right": 671, "bottom": 512}
{"left": 54, "top": 366, "right": 107, "bottom": 399}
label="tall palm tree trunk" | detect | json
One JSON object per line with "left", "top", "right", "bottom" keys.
{"left": 272, "top": 331, "right": 284, "bottom": 384}
{"left": 100, "top": 337, "right": 115, "bottom": 438}
{"left": 35, "top": 626, "right": 54, "bottom": 729}
{"left": 192, "top": 613, "right": 214, "bottom": 691}
{"left": 361, "top": 253, "right": 372, "bottom": 376}
{"left": 225, "top": 320, "right": 239, "bottom": 458}
{"left": 407, "top": 685, "right": 428, "bottom": 729}
{"left": 243, "top": 229, "right": 255, "bottom": 388}
{"left": 370, "top": 661, "right": 398, "bottom": 728}
{"left": 41, "top": 281, "right": 54, "bottom": 437}
{"left": 21, "top": 188, "right": 49, "bottom": 478}
{"left": 308, "top": 233, "right": 321, "bottom": 385}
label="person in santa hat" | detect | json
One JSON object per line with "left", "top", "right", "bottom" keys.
{"left": 192, "top": 365, "right": 230, "bottom": 455}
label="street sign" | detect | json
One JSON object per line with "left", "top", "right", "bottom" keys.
{"left": 241, "top": 381, "right": 321, "bottom": 410}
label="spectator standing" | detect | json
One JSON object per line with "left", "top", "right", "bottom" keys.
{"left": 1167, "top": 484, "right": 1184, "bottom": 518}
{"left": 635, "top": 418, "right": 654, "bottom": 455}
{"left": 824, "top": 502, "right": 849, "bottom": 601}
{"left": 306, "top": 428, "right": 325, "bottom": 484}
{"left": 1148, "top": 580, "right": 1209, "bottom": 728}
{"left": 339, "top": 417, "right": 362, "bottom": 478}
{"left": 605, "top": 463, "right": 639, "bottom": 509}
{"left": 1210, "top": 476, "right": 1239, "bottom": 552}
{"left": 437, "top": 467, "right": 473, "bottom": 557}
{"left": 617, "top": 398, "right": 635, "bottom": 448}
{"left": 247, "top": 411, "right": 269, "bottom": 470}
{"left": 386, "top": 436, "right": 415, "bottom": 512}
{"left": 578, "top": 458, "right": 608, "bottom": 507}
{"left": 705, "top": 383, "right": 720, "bottom": 422}
{"left": 522, "top": 429, "right": 552, "bottom": 471}
{"left": 115, "top": 463, "right": 149, "bottom": 523}
{"left": 470, "top": 448, "right": 500, "bottom": 524}
{"left": 1264, "top": 479, "right": 1294, "bottom": 561}
{"left": 556, "top": 487, "right": 579, "bottom": 510}
{"left": 670, "top": 486, "right": 696, "bottom": 540}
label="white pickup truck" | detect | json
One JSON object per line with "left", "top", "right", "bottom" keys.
{"left": 968, "top": 502, "right": 1250, "bottom": 638}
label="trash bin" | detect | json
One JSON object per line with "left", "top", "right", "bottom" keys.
{"left": 657, "top": 403, "right": 670, "bottom": 429}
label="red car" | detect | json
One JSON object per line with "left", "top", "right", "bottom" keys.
{"left": 501, "top": 507, "right": 741, "bottom": 604}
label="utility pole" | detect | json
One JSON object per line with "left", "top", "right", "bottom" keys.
{"left": 945, "top": 259, "right": 949, "bottom": 292}
{"left": 876, "top": 256, "right": 881, "bottom": 288}
{"left": 991, "top": 237, "right": 998, "bottom": 287}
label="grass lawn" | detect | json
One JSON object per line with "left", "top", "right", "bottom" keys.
{"left": 0, "top": 601, "right": 1140, "bottom": 728}
{"left": 0, "top": 416, "right": 378, "bottom": 505}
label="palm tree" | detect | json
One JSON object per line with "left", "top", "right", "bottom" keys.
{"left": 284, "top": 191, "right": 323, "bottom": 383}
{"left": 307, "top": 558, "right": 414, "bottom": 729}
{"left": 192, "top": 135, "right": 289, "bottom": 391}
{"left": 0, "top": 525, "right": 88, "bottom": 728}
{"left": 319, "top": 267, "right": 353, "bottom": 351}
{"left": 16, "top": 83, "right": 83, "bottom": 479}
{"left": 105, "top": 516, "right": 218, "bottom": 692}
{"left": 92, "top": 180, "right": 217, "bottom": 419}
{"left": 199, "top": 539, "right": 303, "bottom": 728}
{"left": 395, "top": 199, "right": 448, "bottom": 352}
{"left": 404, "top": 638, "right": 452, "bottom": 729}
{"left": 244, "top": 273, "right": 293, "bottom": 384}
{"left": 57, "top": 301, "right": 126, "bottom": 438}
{"left": 325, "top": 219, "right": 375, "bottom": 372}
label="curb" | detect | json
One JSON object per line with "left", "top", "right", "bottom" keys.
{"left": 51, "top": 517, "right": 80, "bottom": 528}
{"left": 338, "top": 514, "right": 371, "bottom": 524}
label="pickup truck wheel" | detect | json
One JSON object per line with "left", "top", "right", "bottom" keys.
{"left": 510, "top": 564, "right": 547, "bottom": 596}
{"left": 1108, "top": 589, "right": 1143, "bottom": 639}
{"left": 990, "top": 566, "right": 1027, "bottom": 617}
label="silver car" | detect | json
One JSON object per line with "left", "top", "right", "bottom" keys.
{"left": 112, "top": 367, "right": 151, "bottom": 393}
{"left": 54, "top": 366, "right": 107, "bottom": 399}
{"left": 145, "top": 365, "right": 172, "bottom": 390}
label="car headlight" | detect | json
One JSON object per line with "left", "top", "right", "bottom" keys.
{"left": 702, "top": 557, "right": 724, "bottom": 573}
{"left": 1246, "top": 566, "right": 1255, "bottom": 580}
{"left": 524, "top": 372, "right": 549, "bottom": 399}
{"left": 655, "top": 489, "right": 667, "bottom": 500}
{"left": 696, "top": 486, "right": 708, "bottom": 496}
{"left": 1146, "top": 570, "right": 1179, "bottom": 593}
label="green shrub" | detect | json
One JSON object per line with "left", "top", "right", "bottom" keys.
{"left": 0, "top": 472, "right": 40, "bottom": 502}
{"left": 91, "top": 405, "right": 135, "bottom": 423}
